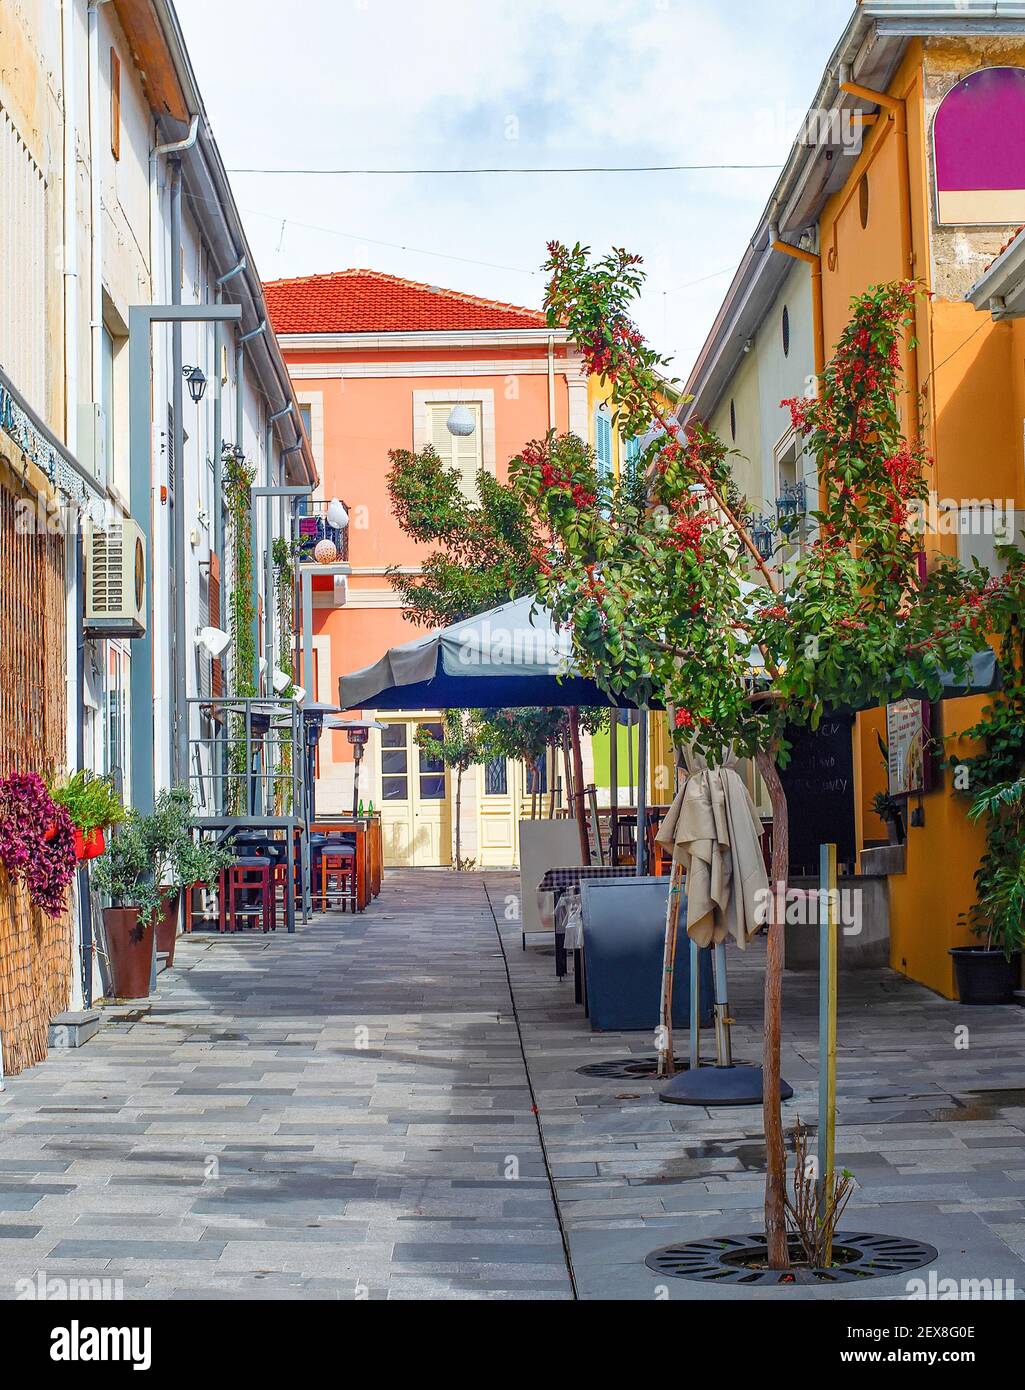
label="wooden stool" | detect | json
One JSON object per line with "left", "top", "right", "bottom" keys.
{"left": 320, "top": 849, "right": 357, "bottom": 913}
{"left": 220, "top": 858, "right": 275, "bottom": 933}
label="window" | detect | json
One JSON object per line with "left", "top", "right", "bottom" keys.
{"left": 595, "top": 408, "right": 613, "bottom": 477}
{"left": 484, "top": 758, "right": 508, "bottom": 797}
{"left": 782, "top": 306, "right": 791, "bottom": 358}
{"left": 110, "top": 48, "right": 121, "bottom": 161}
{"left": 729, "top": 399, "right": 737, "bottom": 442}
{"left": 858, "top": 173, "right": 870, "bottom": 229}
{"left": 417, "top": 722, "right": 446, "bottom": 800}
{"left": 428, "top": 402, "right": 483, "bottom": 499}
{"left": 381, "top": 723, "right": 409, "bottom": 802}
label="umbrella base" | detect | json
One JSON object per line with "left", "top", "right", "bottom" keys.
{"left": 659, "top": 1065, "right": 794, "bottom": 1107}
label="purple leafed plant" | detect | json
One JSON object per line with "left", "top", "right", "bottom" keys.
{"left": 0, "top": 773, "right": 77, "bottom": 917}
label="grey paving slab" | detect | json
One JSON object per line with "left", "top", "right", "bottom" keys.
{"left": 0, "top": 870, "right": 572, "bottom": 1301}
{"left": 484, "top": 870, "right": 1025, "bottom": 1302}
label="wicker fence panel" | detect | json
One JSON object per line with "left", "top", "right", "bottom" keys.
{"left": 0, "top": 473, "right": 72, "bottom": 1075}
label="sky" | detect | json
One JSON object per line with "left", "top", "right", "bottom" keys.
{"left": 175, "top": 0, "right": 856, "bottom": 380}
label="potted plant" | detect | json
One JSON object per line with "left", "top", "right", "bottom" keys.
{"left": 165, "top": 834, "right": 235, "bottom": 964}
{"left": 91, "top": 812, "right": 164, "bottom": 999}
{"left": 49, "top": 770, "right": 125, "bottom": 861}
{"left": 871, "top": 791, "right": 906, "bottom": 847}
{"left": 951, "top": 777, "right": 1025, "bottom": 1005}
{"left": 142, "top": 788, "right": 197, "bottom": 967}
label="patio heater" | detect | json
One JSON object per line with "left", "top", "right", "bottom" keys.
{"left": 301, "top": 702, "right": 340, "bottom": 824}
{"left": 329, "top": 720, "right": 385, "bottom": 819}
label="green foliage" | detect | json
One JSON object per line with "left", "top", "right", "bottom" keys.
{"left": 225, "top": 447, "right": 257, "bottom": 814}
{"left": 474, "top": 708, "right": 565, "bottom": 768}
{"left": 92, "top": 787, "right": 228, "bottom": 928}
{"left": 951, "top": 550, "right": 1025, "bottom": 956}
{"left": 516, "top": 247, "right": 1008, "bottom": 773}
{"left": 871, "top": 791, "right": 903, "bottom": 826}
{"left": 272, "top": 537, "right": 298, "bottom": 811}
{"left": 91, "top": 813, "right": 164, "bottom": 930}
{"left": 415, "top": 711, "right": 484, "bottom": 774}
{"left": 49, "top": 771, "right": 125, "bottom": 832}
{"left": 386, "top": 445, "right": 538, "bottom": 626}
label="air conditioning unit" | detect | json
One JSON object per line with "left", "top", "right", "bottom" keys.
{"left": 84, "top": 517, "right": 148, "bottom": 639}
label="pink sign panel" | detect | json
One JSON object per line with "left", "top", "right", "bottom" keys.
{"left": 934, "top": 66, "right": 1025, "bottom": 225}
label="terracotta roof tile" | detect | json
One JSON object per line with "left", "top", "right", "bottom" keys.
{"left": 263, "top": 268, "right": 547, "bottom": 334}
{"left": 985, "top": 225, "right": 1025, "bottom": 274}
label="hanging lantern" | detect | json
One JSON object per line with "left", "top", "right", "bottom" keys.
{"left": 446, "top": 404, "right": 476, "bottom": 437}
{"left": 314, "top": 538, "right": 338, "bottom": 564}
{"left": 326, "top": 498, "right": 349, "bottom": 530}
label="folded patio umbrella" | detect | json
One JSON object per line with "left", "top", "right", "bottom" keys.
{"left": 655, "top": 748, "right": 769, "bottom": 950}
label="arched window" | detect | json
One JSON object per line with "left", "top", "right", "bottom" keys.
{"left": 729, "top": 399, "right": 737, "bottom": 442}
{"left": 782, "top": 306, "right": 791, "bottom": 358}
{"left": 934, "top": 66, "right": 1025, "bottom": 226}
{"left": 859, "top": 173, "right": 870, "bottom": 229}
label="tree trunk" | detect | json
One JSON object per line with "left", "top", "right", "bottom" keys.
{"left": 454, "top": 765, "right": 463, "bottom": 871}
{"left": 755, "top": 747, "right": 790, "bottom": 1272}
{"left": 561, "top": 733, "right": 574, "bottom": 822}
{"left": 568, "top": 707, "right": 590, "bottom": 863}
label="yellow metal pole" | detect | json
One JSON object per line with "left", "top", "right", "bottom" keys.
{"left": 817, "top": 843, "right": 839, "bottom": 1264}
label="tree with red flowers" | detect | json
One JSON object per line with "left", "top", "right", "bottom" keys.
{"left": 512, "top": 244, "right": 1015, "bottom": 1269}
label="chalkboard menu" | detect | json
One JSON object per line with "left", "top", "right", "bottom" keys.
{"left": 779, "top": 714, "right": 857, "bottom": 877}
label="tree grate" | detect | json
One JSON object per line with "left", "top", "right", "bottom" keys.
{"left": 645, "top": 1232, "right": 938, "bottom": 1286}
{"left": 576, "top": 1057, "right": 664, "bottom": 1080}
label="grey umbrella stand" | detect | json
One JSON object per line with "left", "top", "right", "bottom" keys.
{"left": 660, "top": 940, "right": 794, "bottom": 1106}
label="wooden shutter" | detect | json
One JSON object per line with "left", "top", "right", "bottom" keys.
{"left": 110, "top": 48, "right": 121, "bottom": 160}
{"left": 429, "top": 403, "right": 483, "bottom": 500}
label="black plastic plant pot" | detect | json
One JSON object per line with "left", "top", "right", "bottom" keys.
{"left": 950, "top": 947, "right": 1021, "bottom": 1006}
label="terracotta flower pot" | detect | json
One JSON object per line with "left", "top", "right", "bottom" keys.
{"left": 156, "top": 887, "right": 181, "bottom": 968}
{"left": 102, "top": 907, "right": 155, "bottom": 1000}
{"left": 73, "top": 826, "right": 106, "bottom": 861}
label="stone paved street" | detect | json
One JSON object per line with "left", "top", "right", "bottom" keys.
{"left": 491, "top": 873, "right": 1025, "bottom": 1301}
{"left": 3, "top": 869, "right": 1025, "bottom": 1301}
{"left": 0, "top": 871, "right": 571, "bottom": 1301}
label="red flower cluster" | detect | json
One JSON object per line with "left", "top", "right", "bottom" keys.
{"left": 675, "top": 709, "right": 695, "bottom": 730}
{"left": 758, "top": 605, "right": 789, "bottom": 623}
{"left": 668, "top": 510, "right": 714, "bottom": 561}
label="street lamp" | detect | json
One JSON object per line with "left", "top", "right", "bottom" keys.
{"left": 329, "top": 719, "right": 385, "bottom": 819}
{"left": 750, "top": 514, "right": 777, "bottom": 562}
{"left": 182, "top": 365, "right": 208, "bottom": 405}
{"left": 301, "top": 702, "right": 340, "bottom": 823}
{"left": 776, "top": 480, "right": 807, "bottom": 538}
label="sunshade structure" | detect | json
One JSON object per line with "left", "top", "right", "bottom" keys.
{"left": 337, "top": 595, "right": 649, "bottom": 712}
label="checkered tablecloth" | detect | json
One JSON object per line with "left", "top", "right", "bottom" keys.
{"left": 537, "top": 864, "right": 632, "bottom": 897}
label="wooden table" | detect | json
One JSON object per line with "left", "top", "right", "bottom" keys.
{"left": 310, "top": 817, "right": 382, "bottom": 911}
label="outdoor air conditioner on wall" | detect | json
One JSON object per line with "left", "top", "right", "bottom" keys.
{"left": 84, "top": 517, "right": 148, "bottom": 639}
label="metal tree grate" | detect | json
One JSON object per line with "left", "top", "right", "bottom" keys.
{"left": 645, "top": 1232, "right": 938, "bottom": 1286}
{"left": 576, "top": 1057, "right": 664, "bottom": 1080}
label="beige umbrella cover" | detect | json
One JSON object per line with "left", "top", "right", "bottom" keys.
{"left": 655, "top": 750, "right": 769, "bottom": 950}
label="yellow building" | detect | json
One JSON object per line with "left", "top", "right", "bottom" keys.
{"left": 683, "top": 1, "right": 1025, "bottom": 997}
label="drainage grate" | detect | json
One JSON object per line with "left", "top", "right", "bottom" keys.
{"left": 576, "top": 1057, "right": 664, "bottom": 1080}
{"left": 645, "top": 1232, "right": 938, "bottom": 1286}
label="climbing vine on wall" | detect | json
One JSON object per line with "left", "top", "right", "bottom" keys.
{"left": 272, "top": 536, "right": 298, "bottom": 812}
{"left": 224, "top": 446, "right": 256, "bottom": 814}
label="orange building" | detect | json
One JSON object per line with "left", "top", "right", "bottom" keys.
{"left": 264, "top": 270, "right": 588, "bottom": 866}
{"left": 683, "top": 3, "right": 1025, "bottom": 997}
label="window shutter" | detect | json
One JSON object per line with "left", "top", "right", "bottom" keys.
{"left": 595, "top": 411, "right": 613, "bottom": 476}
{"left": 429, "top": 404, "right": 483, "bottom": 500}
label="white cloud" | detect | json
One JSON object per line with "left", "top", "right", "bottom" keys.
{"left": 175, "top": 0, "right": 854, "bottom": 375}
